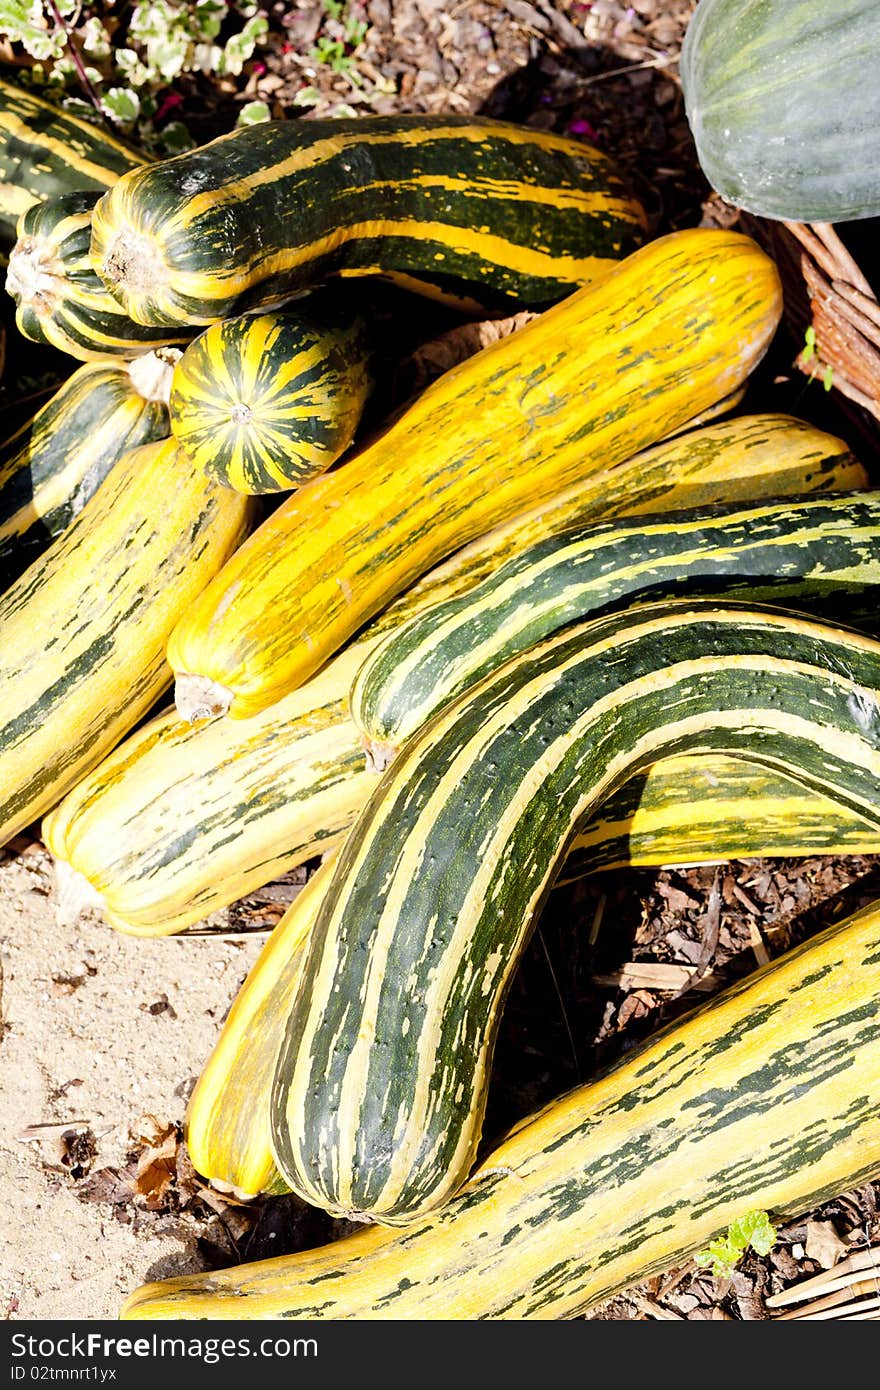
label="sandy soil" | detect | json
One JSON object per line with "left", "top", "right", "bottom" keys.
{"left": 0, "top": 839, "right": 264, "bottom": 1319}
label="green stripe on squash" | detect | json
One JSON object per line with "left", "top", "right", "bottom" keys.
{"left": 352, "top": 491, "right": 880, "bottom": 754}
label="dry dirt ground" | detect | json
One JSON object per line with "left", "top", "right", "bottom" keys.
{"left": 2, "top": 0, "right": 880, "bottom": 1322}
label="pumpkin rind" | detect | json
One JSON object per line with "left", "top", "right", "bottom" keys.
{"left": 90, "top": 114, "right": 647, "bottom": 327}
{"left": 0, "top": 357, "right": 170, "bottom": 587}
{"left": 7, "top": 192, "right": 190, "bottom": 361}
{"left": 44, "top": 411, "right": 865, "bottom": 937}
{"left": 352, "top": 491, "right": 880, "bottom": 750}
{"left": 681, "top": 0, "right": 880, "bottom": 221}
{"left": 0, "top": 77, "right": 144, "bottom": 250}
{"left": 0, "top": 437, "right": 252, "bottom": 849}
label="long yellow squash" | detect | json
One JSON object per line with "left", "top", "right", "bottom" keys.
{"left": 167, "top": 228, "right": 783, "bottom": 718}
{"left": 122, "top": 894, "right": 880, "bottom": 1319}
{"left": 44, "top": 413, "right": 863, "bottom": 936}
{"left": 185, "top": 856, "right": 338, "bottom": 1196}
{"left": 0, "top": 437, "right": 252, "bottom": 849}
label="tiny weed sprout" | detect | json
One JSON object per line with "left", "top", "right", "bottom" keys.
{"left": 696, "top": 1210, "right": 778, "bottom": 1279}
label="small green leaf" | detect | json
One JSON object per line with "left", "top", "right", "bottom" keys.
{"left": 159, "top": 119, "right": 196, "bottom": 153}
{"left": 823, "top": 365, "right": 834, "bottom": 392}
{"left": 101, "top": 87, "right": 141, "bottom": 125}
{"left": 727, "top": 1210, "right": 777, "bottom": 1257}
{"left": 696, "top": 1210, "right": 778, "bottom": 1278}
{"left": 236, "top": 99, "right": 271, "bottom": 127}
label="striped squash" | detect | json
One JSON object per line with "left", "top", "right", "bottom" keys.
{"left": 44, "top": 639, "right": 376, "bottom": 937}
{"left": 90, "top": 114, "right": 647, "bottom": 327}
{"left": 0, "top": 436, "right": 252, "bottom": 851}
{"left": 352, "top": 491, "right": 880, "bottom": 755}
{"left": 123, "top": 892, "right": 880, "bottom": 1319}
{"left": 7, "top": 192, "right": 191, "bottom": 361}
{"left": 44, "top": 412, "right": 866, "bottom": 937}
{"left": 0, "top": 77, "right": 144, "bottom": 250}
{"left": 0, "top": 354, "right": 173, "bottom": 587}
{"left": 271, "top": 601, "right": 880, "bottom": 1225}
{"left": 183, "top": 752, "right": 880, "bottom": 1201}
{"left": 167, "top": 228, "right": 784, "bottom": 719}
{"left": 169, "top": 304, "right": 373, "bottom": 493}
{"left": 185, "top": 855, "right": 338, "bottom": 1197}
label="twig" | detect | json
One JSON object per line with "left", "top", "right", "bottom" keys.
{"left": 766, "top": 1247, "right": 880, "bottom": 1307}
{"left": 535, "top": 927, "right": 580, "bottom": 1081}
{"left": 44, "top": 0, "right": 108, "bottom": 125}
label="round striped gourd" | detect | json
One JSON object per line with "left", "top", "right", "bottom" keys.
{"left": 167, "top": 228, "right": 784, "bottom": 719}
{"left": 123, "top": 893, "right": 880, "bottom": 1319}
{"left": 0, "top": 76, "right": 145, "bottom": 250}
{"left": 271, "top": 601, "right": 880, "bottom": 1225}
{"left": 44, "top": 412, "right": 864, "bottom": 939}
{"left": 0, "top": 437, "right": 252, "bottom": 851}
{"left": 681, "top": 0, "right": 880, "bottom": 222}
{"left": 89, "top": 114, "right": 647, "bottom": 327}
{"left": 0, "top": 353, "right": 173, "bottom": 588}
{"left": 6, "top": 192, "right": 190, "bottom": 361}
{"left": 352, "top": 491, "right": 880, "bottom": 754}
{"left": 169, "top": 305, "right": 373, "bottom": 493}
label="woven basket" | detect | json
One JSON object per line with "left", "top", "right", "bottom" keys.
{"left": 743, "top": 216, "right": 880, "bottom": 459}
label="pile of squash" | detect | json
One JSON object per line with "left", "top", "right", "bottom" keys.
{"left": 2, "top": 24, "right": 880, "bottom": 1322}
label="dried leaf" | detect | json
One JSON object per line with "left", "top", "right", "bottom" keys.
{"left": 805, "top": 1221, "right": 850, "bottom": 1270}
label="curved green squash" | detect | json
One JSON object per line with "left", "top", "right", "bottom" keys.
{"left": 271, "top": 601, "right": 880, "bottom": 1226}
{"left": 0, "top": 77, "right": 144, "bottom": 250}
{"left": 90, "top": 114, "right": 647, "bottom": 328}
{"left": 7, "top": 192, "right": 191, "bottom": 361}
{"left": 681, "top": 0, "right": 880, "bottom": 221}
{"left": 352, "top": 491, "right": 880, "bottom": 754}
{"left": 169, "top": 304, "right": 373, "bottom": 493}
{"left": 123, "top": 893, "right": 880, "bottom": 1319}
{"left": 182, "top": 751, "right": 880, "bottom": 1201}
{"left": 167, "top": 229, "right": 784, "bottom": 718}
{"left": 0, "top": 354, "right": 172, "bottom": 588}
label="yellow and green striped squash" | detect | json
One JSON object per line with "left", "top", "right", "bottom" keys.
{"left": 90, "top": 114, "right": 647, "bottom": 328}
{"left": 169, "top": 304, "right": 373, "bottom": 494}
{"left": 0, "top": 354, "right": 173, "bottom": 587}
{"left": 0, "top": 77, "right": 145, "bottom": 251}
{"left": 0, "top": 436, "right": 252, "bottom": 851}
{"left": 185, "top": 854, "right": 338, "bottom": 1197}
{"left": 167, "top": 228, "right": 785, "bottom": 719}
{"left": 7, "top": 192, "right": 191, "bottom": 361}
{"left": 43, "top": 638, "right": 376, "bottom": 937}
{"left": 124, "top": 891, "right": 880, "bottom": 1319}
{"left": 44, "top": 412, "right": 866, "bottom": 938}
{"left": 184, "top": 750, "right": 880, "bottom": 1201}
{"left": 271, "top": 601, "right": 880, "bottom": 1226}
{"left": 352, "top": 491, "right": 880, "bottom": 755}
